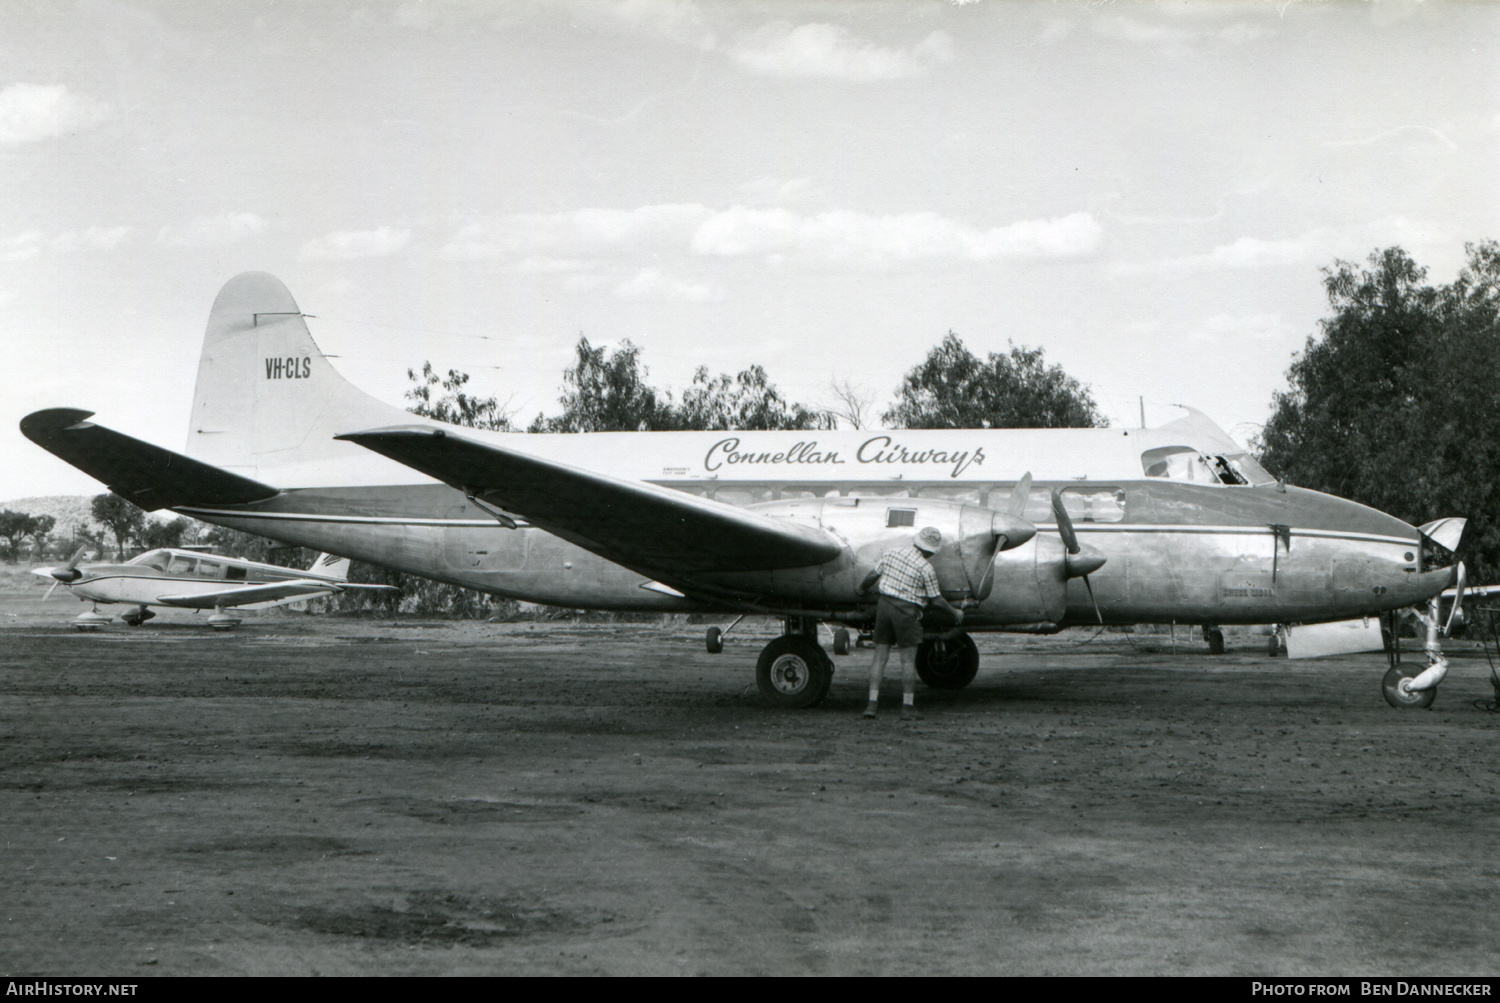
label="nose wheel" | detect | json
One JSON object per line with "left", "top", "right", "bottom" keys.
{"left": 1382, "top": 665, "right": 1437, "bottom": 709}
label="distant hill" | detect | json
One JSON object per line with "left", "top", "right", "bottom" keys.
{"left": 0, "top": 496, "right": 99, "bottom": 536}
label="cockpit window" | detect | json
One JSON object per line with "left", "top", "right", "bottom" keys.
{"left": 1141, "top": 446, "right": 1273, "bottom": 486}
{"left": 167, "top": 555, "right": 196, "bottom": 575}
{"left": 130, "top": 549, "right": 171, "bottom": 572}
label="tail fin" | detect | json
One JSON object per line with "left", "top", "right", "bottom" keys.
{"left": 186, "top": 272, "right": 418, "bottom": 484}
{"left": 308, "top": 552, "right": 351, "bottom": 581}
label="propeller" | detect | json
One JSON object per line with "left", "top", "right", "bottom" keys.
{"left": 1005, "top": 472, "right": 1032, "bottom": 520}
{"left": 1444, "top": 560, "right": 1467, "bottom": 637}
{"left": 1051, "top": 488, "right": 1107, "bottom": 624}
{"left": 33, "top": 546, "right": 91, "bottom": 599}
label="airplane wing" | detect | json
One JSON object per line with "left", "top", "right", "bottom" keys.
{"left": 155, "top": 579, "right": 345, "bottom": 609}
{"left": 335, "top": 425, "right": 842, "bottom": 574}
{"left": 20, "top": 409, "right": 278, "bottom": 511}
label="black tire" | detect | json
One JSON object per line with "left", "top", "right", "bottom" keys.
{"left": 832, "top": 628, "right": 850, "bottom": 656}
{"left": 706, "top": 626, "right": 723, "bottom": 654}
{"left": 755, "top": 635, "right": 833, "bottom": 709}
{"left": 1382, "top": 665, "right": 1436, "bottom": 709}
{"left": 916, "top": 633, "right": 980, "bottom": 690}
{"left": 1207, "top": 628, "right": 1225, "bottom": 655}
{"left": 1267, "top": 632, "right": 1280, "bottom": 657}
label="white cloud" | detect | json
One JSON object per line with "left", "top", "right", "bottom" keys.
{"left": 614, "top": 266, "right": 721, "bottom": 302}
{"left": 52, "top": 226, "right": 134, "bottom": 253}
{"left": 731, "top": 24, "right": 953, "bottom": 81}
{"left": 1, "top": 230, "right": 44, "bottom": 262}
{"left": 299, "top": 226, "right": 412, "bottom": 261}
{"left": 393, "top": 2, "right": 437, "bottom": 29}
{"left": 0, "top": 83, "right": 110, "bottom": 144}
{"left": 1189, "top": 313, "right": 1293, "bottom": 344}
{"left": 157, "top": 213, "right": 267, "bottom": 247}
{"left": 690, "top": 208, "right": 1101, "bottom": 267}
{"left": 1112, "top": 230, "right": 1331, "bottom": 276}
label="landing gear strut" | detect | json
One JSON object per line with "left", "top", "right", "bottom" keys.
{"left": 1382, "top": 598, "right": 1445, "bottom": 709}
{"left": 755, "top": 617, "right": 833, "bottom": 708}
{"left": 915, "top": 632, "right": 980, "bottom": 690}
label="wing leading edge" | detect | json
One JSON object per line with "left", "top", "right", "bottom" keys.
{"left": 334, "top": 425, "right": 842, "bottom": 574}
{"left": 20, "top": 408, "right": 278, "bottom": 510}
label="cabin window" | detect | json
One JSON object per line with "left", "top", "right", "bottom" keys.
{"left": 887, "top": 508, "right": 917, "bottom": 528}
{"left": 915, "top": 485, "right": 983, "bottom": 504}
{"left": 711, "top": 486, "right": 776, "bottom": 507}
{"left": 1059, "top": 487, "right": 1126, "bottom": 523}
{"left": 226, "top": 566, "right": 246, "bottom": 581}
{"left": 196, "top": 560, "right": 222, "bottom": 578}
{"left": 167, "top": 555, "right": 195, "bottom": 576}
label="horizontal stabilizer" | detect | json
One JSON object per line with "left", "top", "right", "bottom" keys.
{"left": 20, "top": 408, "right": 279, "bottom": 511}
{"left": 336, "top": 425, "right": 842, "bottom": 574}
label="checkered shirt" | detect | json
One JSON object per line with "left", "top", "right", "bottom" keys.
{"left": 875, "top": 545, "right": 941, "bottom": 606}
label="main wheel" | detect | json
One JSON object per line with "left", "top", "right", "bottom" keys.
{"left": 832, "top": 628, "right": 850, "bottom": 656}
{"left": 1207, "top": 628, "right": 1225, "bottom": 655}
{"left": 706, "top": 626, "right": 723, "bottom": 654}
{"left": 916, "top": 633, "right": 980, "bottom": 690}
{"left": 1382, "top": 665, "right": 1437, "bottom": 709}
{"left": 755, "top": 635, "right": 833, "bottom": 709}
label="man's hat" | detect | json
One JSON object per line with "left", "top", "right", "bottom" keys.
{"left": 914, "top": 526, "right": 943, "bottom": 554}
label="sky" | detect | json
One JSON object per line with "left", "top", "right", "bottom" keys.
{"left": 4, "top": 0, "right": 1500, "bottom": 498}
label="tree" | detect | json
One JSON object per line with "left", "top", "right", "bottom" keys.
{"left": 825, "top": 376, "right": 878, "bottom": 430}
{"left": 884, "top": 333, "right": 1105, "bottom": 429}
{"left": 141, "top": 516, "right": 195, "bottom": 550}
{"left": 529, "top": 337, "right": 675, "bottom": 433}
{"left": 0, "top": 510, "right": 34, "bottom": 563}
{"left": 674, "top": 365, "right": 833, "bottom": 431}
{"left": 405, "top": 362, "right": 515, "bottom": 431}
{"left": 26, "top": 514, "right": 55, "bottom": 561}
{"left": 90, "top": 493, "right": 147, "bottom": 560}
{"left": 1257, "top": 243, "right": 1500, "bottom": 582}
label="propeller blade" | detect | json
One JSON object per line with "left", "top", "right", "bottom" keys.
{"left": 1082, "top": 573, "right": 1103, "bottom": 625}
{"left": 1006, "top": 473, "right": 1032, "bottom": 520}
{"left": 64, "top": 545, "right": 88, "bottom": 571}
{"left": 43, "top": 580, "right": 61, "bottom": 601}
{"left": 1050, "top": 488, "right": 1080, "bottom": 555}
{"left": 1444, "top": 560, "right": 1467, "bottom": 636}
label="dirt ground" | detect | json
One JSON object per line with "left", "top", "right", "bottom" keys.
{"left": 1, "top": 591, "right": 1498, "bottom": 977}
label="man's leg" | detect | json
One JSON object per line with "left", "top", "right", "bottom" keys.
{"left": 896, "top": 645, "right": 921, "bottom": 717}
{"left": 865, "top": 644, "right": 891, "bottom": 717}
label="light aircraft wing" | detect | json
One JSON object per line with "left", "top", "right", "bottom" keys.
{"left": 155, "top": 579, "right": 345, "bottom": 609}
{"left": 20, "top": 408, "right": 278, "bottom": 511}
{"left": 335, "top": 425, "right": 842, "bottom": 574}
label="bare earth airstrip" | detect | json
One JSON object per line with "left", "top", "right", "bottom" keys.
{"left": 1, "top": 586, "right": 1498, "bottom": 977}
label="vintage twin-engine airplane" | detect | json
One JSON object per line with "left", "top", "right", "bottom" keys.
{"left": 20, "top": 272, "right": 1467, "bottom": 708}
{"left": 33, "top": 547, "right": 397, "bottom": 631}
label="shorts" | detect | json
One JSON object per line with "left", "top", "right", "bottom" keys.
{"left": 873, "top": 595, "right": 924, "bottom": 649}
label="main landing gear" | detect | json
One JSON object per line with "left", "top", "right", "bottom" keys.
{"left": 120, "top": 606, "right": 156, "bottom": 627}
{"left": 755, "top": 617, "right": 834, "bottom": 709}
{"left": 915, "top": 632, "right": 980, "bottom": 690}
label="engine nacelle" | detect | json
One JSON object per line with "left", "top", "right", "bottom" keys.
{"left": 696, "top": 496, "right": 1034, "bottom": 607}
{"left": 969, "top": 534, "right": 1071, "bottom": 625}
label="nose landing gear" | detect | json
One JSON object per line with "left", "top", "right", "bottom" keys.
{"left": 1381, "top": 600, "right": 1446, "bottom": 709}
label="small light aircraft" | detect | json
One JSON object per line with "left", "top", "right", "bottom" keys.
{"left": 33, "top": 547, "right": 398, "bottom": 631}
{"left": 19, "top": 272, "right": 1468, "bottom": 706}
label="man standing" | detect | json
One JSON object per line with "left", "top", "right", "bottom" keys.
{"left": 859, "top": 525, "right": 964, "bottom": 719}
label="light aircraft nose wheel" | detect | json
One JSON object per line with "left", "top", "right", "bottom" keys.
{"left": 832, "top": 628, "right": 851, "bottom": 656}
{"left": 1382, "top": 665, "right": 1437, "bottom": 709}
{"left": 755, "top": 635, "right": 833, "bottom": 709}
{"left": 916, "top": 633, "right": 980, "bottom": 690}
{"left": 706, "top": 626, "right": 723, "bottom": 654}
